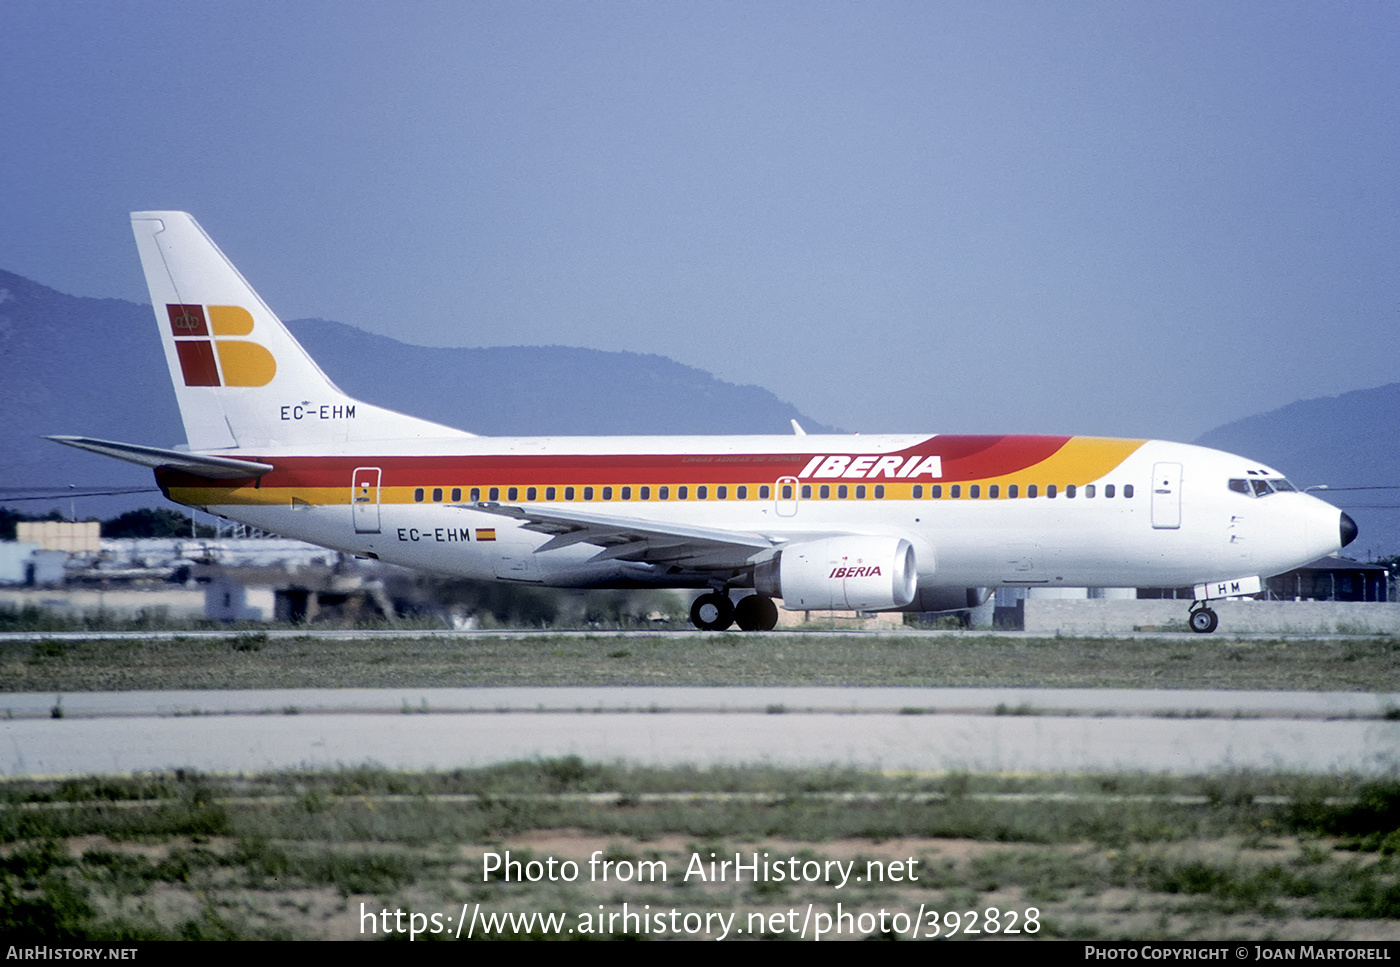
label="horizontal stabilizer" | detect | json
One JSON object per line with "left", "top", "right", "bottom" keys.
{"left": 46, "top": 436, "right": 274, "bottom": 479}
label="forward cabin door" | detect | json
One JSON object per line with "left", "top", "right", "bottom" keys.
{"left": 352, "top": 467, "right": 382, "bottom": 533}
{"left": 1151, "top": 462, "right": 1182, "bottom": 530}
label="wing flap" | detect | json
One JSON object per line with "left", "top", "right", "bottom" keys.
{"left": 467, "top": 501, "right": 777, "bottom": 566}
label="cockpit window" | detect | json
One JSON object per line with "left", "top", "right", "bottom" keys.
{"left": 1230, "top": 477, "right": 1296, "bottom": 497}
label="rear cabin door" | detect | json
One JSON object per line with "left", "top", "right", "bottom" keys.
{"left": 352, "top": 467, "right": 382, "bottom": 533}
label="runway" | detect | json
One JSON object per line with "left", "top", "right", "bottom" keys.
{"left": 3, "top": 687, "right": 1397, "bottom": 777}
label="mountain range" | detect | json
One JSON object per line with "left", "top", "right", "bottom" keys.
{"left": 1, "top": 269, "right": 1396, "bottom": 557}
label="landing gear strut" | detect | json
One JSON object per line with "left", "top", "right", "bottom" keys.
{"left": 690, "top": 592, "right": 735, "bottom": 631}
{"left": 1188, "top": 603, "right": 1219, "bottom": 634}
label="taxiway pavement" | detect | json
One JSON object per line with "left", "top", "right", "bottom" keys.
{"left": 3, "top": 687, "right": 1396, "bottom": 776}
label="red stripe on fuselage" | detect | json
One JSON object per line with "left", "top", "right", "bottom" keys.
{"left": 156, "top": 435, "right": 1077, "bottom": 489}
{"left": 932, "top": 435, "right": 1070, "bottom": 481}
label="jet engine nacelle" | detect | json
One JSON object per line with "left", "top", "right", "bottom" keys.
{"left": 755, "top": 536, "right": 917, "bottom": 611}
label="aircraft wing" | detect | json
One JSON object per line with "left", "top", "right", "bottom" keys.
{"left": 467, "top": 501, "right": 779, "bottom": 568}
{"left": 46, "top": 436, "right": 275, "bottom": 479}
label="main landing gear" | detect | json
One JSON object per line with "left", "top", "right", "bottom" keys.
{"left": 1188, "top": 602, "right": 1219, "bottom": 634}
{"left": 689, "top": 592, "right": 733, "bottom": 631}
{"left": 689, "top": 592, "right": 779, "bottom": 631}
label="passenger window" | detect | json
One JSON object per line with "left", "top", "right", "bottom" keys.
{"left": 913, "top": 485, "right": 923, "bottom": 498}
{"left": 1104, "top": 484, "right": 1114, "bottom": 498}
{"left": 546, "top": 487, "right": 556, "bottom": 500}
{"left": 989, "top": 485, "right": 999, "bottom": 499}
{"left": 602, "top": 486, "right": 612, "bottom": 500}
{"left": 1027, "top": 485, "right": 1038, "bottom": 498}
{"left": 660, "top": 486, "right": 669, "bottom": 500}
{"left": 760, "top": 485, "right": 770, "bottom": 499}
{"left": 801, "top": 485, "right": 812, "bottom": 499}
{"left": 432, "top": 488, "right": 443, "bottom": 502}
{"left": 838, "top": 484, "right": 848, "bottom": 499}
{"left": 565, "top": 487, "right": 575, "bottom": 500}
{"left": 1085, "top": 484, "right": 1095, "bottom": 498}
{"left": 621, "top": 486, "right": 631, "bottom": 500}
{"left": 950, "top": 485, "right": 960, "bottom": 499}
{"left": 780, "top": 484, "right": 791, "bottom": 499}
{"left": 527, "top": 487, "right": 537, "bottom": 501}
{"left": 584, "top": 487, "right": 594, "bottom": 500}
{"left": 640, "top": 486, "right": 650, "bottom": 500}
{"left": 819, "top": 484, "right": 830, "bottom": 499}
{"left": 1124, "top": 484, "right": 1134, "bottom": 498}
{"left": 737, "top": 485, "right": 747, "bottom": 499}
{"left": 932, "top": 485, "right": 942, "bottom": 498}
{"left": 1047, "top": 485, "right": 1057, "bottom": 498}
{"left": 1008, "top": 485, "right": 1018, "bottom": 498}
{"left": 414, "top": 488, "right": 424, "bottom": 502}
{"left": 470, "top": 488, "right": 480, "bottom": 501}
{"left": 678, "top": 486, "right": 688, "bottom": 499}
{"left": 488, "top": 487, "right": 499, "bottom": 501}
{"left": 874, "top": 484, "right": 884, "bottom": 498}
{"left": 507, "top": 487, "right": 518, "bottom": 501}
{"left": 969, "top": 485, "right": 980, "bottom": 499}
{"left": 451, "top": 488, "right": 461, "bottom": 502}
{"left": 716, "top": 486, "right": 726, "bottom": 499}
{"left": 856, "top": 485, "right": 866, "bottom": 499}
{"left": 697, "top": 486, "right": 707, "bottom": 499}
{"left": 1066, "top": 484, "right": 1076, "bottom": 498}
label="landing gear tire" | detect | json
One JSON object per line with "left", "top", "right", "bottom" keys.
{"left": 734, "top": 594, "right": 779, "bottom": 631}
{"left": 690, "top": 592, "right": 735, "bottom": 631}
{"left": 1189, "top": 607, "right": 1219, "bottom": 634}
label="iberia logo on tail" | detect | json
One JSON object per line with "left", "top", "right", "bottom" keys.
{"left": 167, "top": 304, "right": 276, "bottom": 387}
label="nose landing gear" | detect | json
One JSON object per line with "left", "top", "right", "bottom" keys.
{"left": 1188, "top": 602, "right": 1219, "bottom": 634}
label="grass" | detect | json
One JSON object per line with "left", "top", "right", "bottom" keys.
{"left": 3, "top": 626, "right": 1396, "bottom": 939}
{"left": 1, "top": 631, "right": 1398, "bottom": 691}
{"left": 0, "top": 765, "right": 1396, "bottom": 940}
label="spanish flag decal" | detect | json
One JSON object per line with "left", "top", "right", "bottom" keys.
{"left": 475, "top": 529, "right": 496, "bottom": 542}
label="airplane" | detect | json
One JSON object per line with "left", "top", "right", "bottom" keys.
{"left": 50, "top": 212, "right": 1358, "bottom": 634}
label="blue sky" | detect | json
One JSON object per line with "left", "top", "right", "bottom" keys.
{"left": 2, "top": 1, "right": 1396, "bottom": 440}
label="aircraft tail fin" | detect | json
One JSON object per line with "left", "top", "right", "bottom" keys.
{"left": 130, "top": 211, "right": 472, "bottom": 451}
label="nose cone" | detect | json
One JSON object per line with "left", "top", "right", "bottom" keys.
{"left": 1340, "top": 512, "right": 1358, "bottom": 548}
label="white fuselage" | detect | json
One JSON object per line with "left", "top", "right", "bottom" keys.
{"left": 166, "top": 434, "right": 1347, "bottom": 597}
